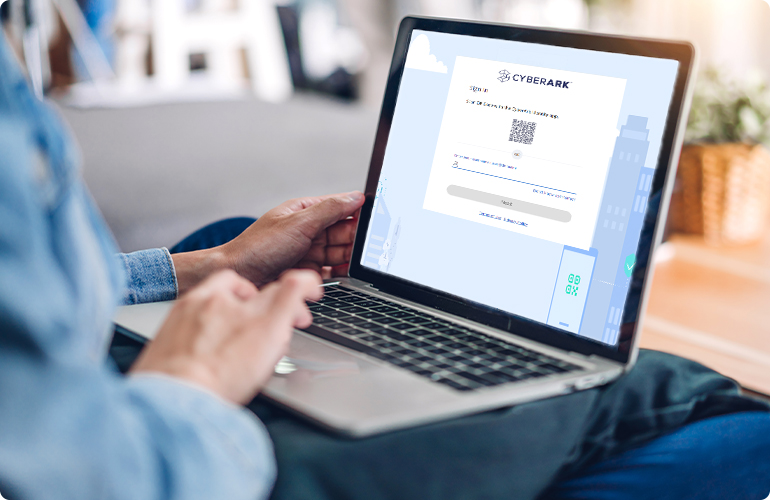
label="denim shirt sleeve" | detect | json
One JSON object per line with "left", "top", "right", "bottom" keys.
{"left": 119, "top": 248, "right": 179, "bottom": 304}
{"left": 0, "top": 33, "right": 276, "bottom": 500}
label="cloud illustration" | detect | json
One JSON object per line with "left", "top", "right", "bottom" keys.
{"left": 405, "top": 34, "right": 447, "bottom": 74}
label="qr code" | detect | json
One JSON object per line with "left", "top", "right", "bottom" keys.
{"left": 509, "top": 119, "right": 537, "bottom": 145}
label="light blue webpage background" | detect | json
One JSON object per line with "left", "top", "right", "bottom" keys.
{"left": 361, "top": 30, "right": 679, "bottom": 345}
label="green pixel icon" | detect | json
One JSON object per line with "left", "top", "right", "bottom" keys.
{"left": 566, "top": 274, "right": 580, "bottom": 296}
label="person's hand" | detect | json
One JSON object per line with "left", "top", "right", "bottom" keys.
{"left": 223, "top": 191, "right": 365, "bottom": 286}
{"left": 171, "top": 191, "right": 364, "bottom": 293}
{"left": 130, "top": 269, "right": 322, "bottom": 404}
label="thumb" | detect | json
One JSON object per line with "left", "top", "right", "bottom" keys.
{"left": 298, "top": 191, "right": 365, "bottom": 235}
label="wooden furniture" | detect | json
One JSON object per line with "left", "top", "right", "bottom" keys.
{"left": 640, "top": 232, "right": 770, "bottom": 395}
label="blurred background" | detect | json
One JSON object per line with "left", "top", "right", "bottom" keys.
{"left": 3, "top": 0, "right": 770, "bottom": 108}
{"left": 2, "top": 0, "right": 769, "bottom": 394}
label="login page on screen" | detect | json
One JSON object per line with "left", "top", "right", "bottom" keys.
{"left": 361, "top": 31, "right": 679, "bottom": 346}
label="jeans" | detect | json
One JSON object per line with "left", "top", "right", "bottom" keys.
{"left": 130, "top": 217, "right": 770, "bottom": 500}
{"left": 547, "top": 411, "right": 770, "bottom": 500}
{"left": 169, "top": 217, "right": 257, "bottom": 254}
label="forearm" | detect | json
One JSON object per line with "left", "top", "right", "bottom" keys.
{"left": 119, "top": 247, "right": 234, "bottom": 304}
{"left": 171, "top": 247, "right": 230, "bottom": 296}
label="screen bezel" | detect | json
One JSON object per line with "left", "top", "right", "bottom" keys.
{"left": 348, "top": 16, "right": 695, "bottom": 365}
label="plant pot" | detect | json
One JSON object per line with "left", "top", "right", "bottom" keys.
{"left": 668, "top": 143, "right": 770, "bottom": 245}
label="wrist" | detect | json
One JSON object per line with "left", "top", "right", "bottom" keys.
{"left": 171, "top": 247, "right": 230, "bottom": 295}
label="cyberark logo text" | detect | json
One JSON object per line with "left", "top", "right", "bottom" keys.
{"left": 498, "top": 69, "right": 571, "bottom": 89}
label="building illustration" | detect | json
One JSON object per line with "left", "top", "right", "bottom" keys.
{"left": 364, "top": 196, "right": 392, "bottom": 270}
{"left": 580, "top": 115, "right": 653, "bottom": 343}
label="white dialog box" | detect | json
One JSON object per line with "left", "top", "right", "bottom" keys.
{"left": 422, "top": 56, "right": 627, "bottom": 250}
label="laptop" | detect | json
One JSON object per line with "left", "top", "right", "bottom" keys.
{"left": 116, "top": 17, "right": 696, "bottom": 437}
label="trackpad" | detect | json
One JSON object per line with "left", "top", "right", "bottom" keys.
{"left": 272, "top": 331, "right": 364, "bottom": 380}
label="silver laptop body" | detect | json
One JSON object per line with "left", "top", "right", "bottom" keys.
{"left": 264, "top": 276, "right": 625, "bottom": 436}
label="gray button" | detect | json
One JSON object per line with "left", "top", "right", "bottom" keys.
{"left": 446, "top": 185, "right": 572, "bottom": 223}
{"left": 512, "top": 150, "right": 523, "bottom": 159}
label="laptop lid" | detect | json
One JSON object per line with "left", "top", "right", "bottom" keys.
{"left": 349, "top": 17, "right": 695, "bottom": 366}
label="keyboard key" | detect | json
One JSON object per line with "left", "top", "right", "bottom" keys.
{"left": 372, "top": 339, "right": 402, "bottom": 348}
{"left": 496, "top": 366, "right": 524, "bottom": 378}
{"left": 467, "top": 362, "right": 494, "bottom": 371}
{"left": 337, "top": 327, "right": 363, "bottom": 335}
{"left": 382, "top": 331, "right": 411, "bottom": 342}
{"left": 386, "top": 344, "right": 412, "bottom": 354}
{"left": 321, "top": 301, "right": 348, "bottom": 309}
{"left": 347, "top": 318, "right": 378, "bottom": 327}
{"left": 423, "top": 345, "right": 452, "bottom": 356}
{"left": 337, "top": 296, "right": 369, "bottom": 304}
{"left": 388, "top": 322, "right": 417, "bottom": 331}
{"left": 489, "top": 359, "right": 522, "bottom": 370}
{"left": 458, "top": 372, "right": 497, "bottom": 387}
{"left": 367, "top": 350, "right": 398, "bottom": 361}
{"left": 375, "top": 317, "right": 401, "bottom": 325}
{"left": 405, "top": 317, "right": 434, "bottom": 325}
{"left": 372, "top": 305, "right": 399, "bottom": 313}
{"left": 359, "top": 311, "right": 386, "bottom": 320}
{"left": 338, "top": 305, "right": 367, "bottom": 314}
{"left": 426, "top": 360, "right": 454, "bottom": 370}
{"left": 498, "top": 348, "right": 525, "bottom": 358}
{"left": 404, "top": 340, "right": 431, "bottom": 348}
{"left": 370, "top": 327, "right": 396, "bottom": 336}
{"left": 408, "top": 354, "right": 434, "bottom": 363}
{"left": 324, "top": 310, "right": 353, "bottom": 319}
{"left": 309, "top": 304, "right": 335, "bottom": 313}
{"left": 478, "top": 371, "right": 517, "bottom": 385}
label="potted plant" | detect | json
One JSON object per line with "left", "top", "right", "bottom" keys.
{"left": 669, "top": 68, "right": 770, "bottom": 245}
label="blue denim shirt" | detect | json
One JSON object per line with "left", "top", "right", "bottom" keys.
{"left": 0, "top": 34, "right": 275, "bottom": 499}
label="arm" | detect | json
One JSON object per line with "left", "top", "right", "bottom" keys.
{"left": 0, "top": 119, "right": 310, "bottom": 500}
{"left": 119, "top": 192, "right": 364, "bottom": 304}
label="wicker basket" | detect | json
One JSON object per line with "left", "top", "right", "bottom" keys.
{"left": 669, "top": 143, "right": 770, "bottom": 245}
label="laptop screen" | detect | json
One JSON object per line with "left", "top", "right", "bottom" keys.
{"left": 358, "top": 29, "right": 680, "bottom": 348}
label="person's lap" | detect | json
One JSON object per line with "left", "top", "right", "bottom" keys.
{"left": 111, "top": 217, "right": 770, "bottom": 500}
{"left": 545, "top": 411, "right": 770, "bottom": 500}
{"left": 245, "top": 349, "right": 769, "bottom": 500}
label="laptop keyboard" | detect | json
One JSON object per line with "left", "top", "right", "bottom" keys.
{"left": 302, "top": 285, "right": 582, "bottom": 392}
